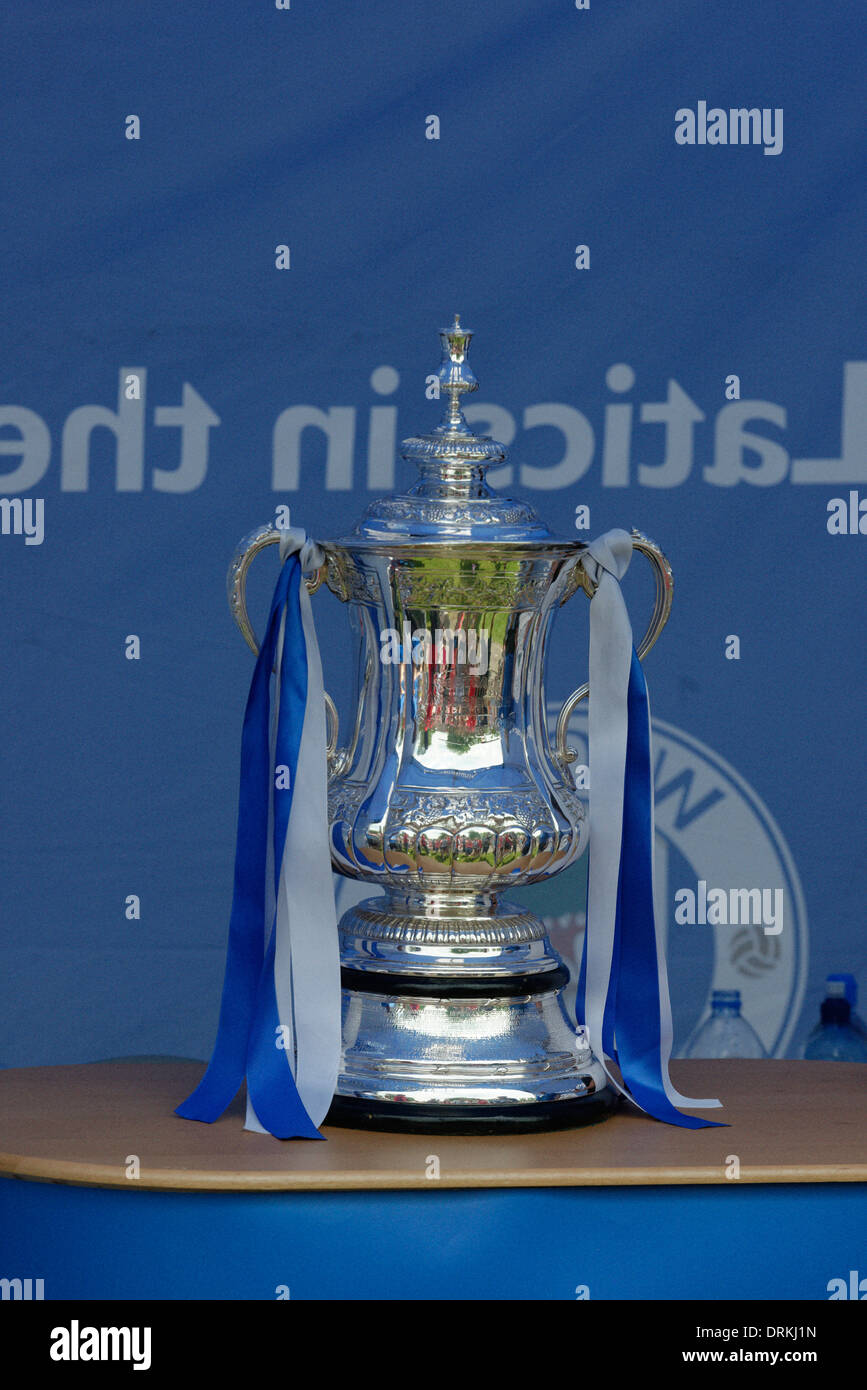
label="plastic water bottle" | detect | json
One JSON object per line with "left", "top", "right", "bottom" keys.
{"left": 803, "top": 980, "right": 867, "bottom": 1062}
{"left": 826, "top": 973, "right": 867, "bottom": 1042}
{"left": 685, "top": 989, "right": 766, "bottom": 1059}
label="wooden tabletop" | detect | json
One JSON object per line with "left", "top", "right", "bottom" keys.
{"left": 0, "top": 1059, "right": 864, "bottom": 1192}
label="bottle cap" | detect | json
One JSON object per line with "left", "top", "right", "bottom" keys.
{"left": 827, "top": 973, "right": 857, "bottom": 1007}
{"left": 711, "top": 989, "right": 741, "bottom": 1005}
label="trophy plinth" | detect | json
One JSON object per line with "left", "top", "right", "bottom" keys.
{"left": 328, "top": 888, "right": 615, "bottom": 1133}
{"left": 230, "top": 318, "right": 673, "bottom": 1133}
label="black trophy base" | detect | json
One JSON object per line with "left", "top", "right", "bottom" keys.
{"left": 324, "top": 1089, "right": 620, "bottom": 1137}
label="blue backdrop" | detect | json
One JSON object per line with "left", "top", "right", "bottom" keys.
{"left": 1, "top": 1, "right": 865, "bottom": 1070}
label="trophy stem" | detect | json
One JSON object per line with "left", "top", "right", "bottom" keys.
{"left": 339, "top": 889, "right": 559, "bottom": 974}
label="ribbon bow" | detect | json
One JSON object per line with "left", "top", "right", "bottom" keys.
{"left": 176, "top": 528, "right": 341, "bottom": 1138}
{"left": 577, "top": 529, "right": 723, "bottom": 1127}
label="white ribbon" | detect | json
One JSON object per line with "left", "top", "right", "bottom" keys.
{"left": 581, "top": 529, "right": 721, "bottom": 1112}
{"left": 244, "top": 528, "right": 342, "bottom": 1132}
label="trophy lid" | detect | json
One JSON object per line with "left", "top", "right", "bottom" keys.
{"left": 338, "top": 317, "right": 562, "bottom": 546}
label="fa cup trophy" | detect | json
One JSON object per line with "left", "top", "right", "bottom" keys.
{"left": 225, "top": 318, "right": 673, "bottom": 1134}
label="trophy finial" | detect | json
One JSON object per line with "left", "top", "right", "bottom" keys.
{"left": 436, "top": 314, "right": 478, "bottom": 434}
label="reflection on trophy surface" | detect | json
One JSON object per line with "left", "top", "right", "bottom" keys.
{"left": 230, "top": 318, "right": 673, "bottom": 1132}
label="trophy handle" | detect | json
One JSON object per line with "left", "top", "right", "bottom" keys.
{"left": 554, "top": 529, "right": 674, "bottom": 767}
{"left": 227, "top": 523, "right": 339, "bottom": 761}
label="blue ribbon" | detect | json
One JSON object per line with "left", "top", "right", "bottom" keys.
{"left": 578, "top": 643, "right": 725, "bottom": 1129}
{"left": 176, "top": 553, "right": 323, "bottom": 1139}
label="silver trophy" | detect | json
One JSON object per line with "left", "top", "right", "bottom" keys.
{"left": 229, "top": 318, "right": 672, "bottom": 1132}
